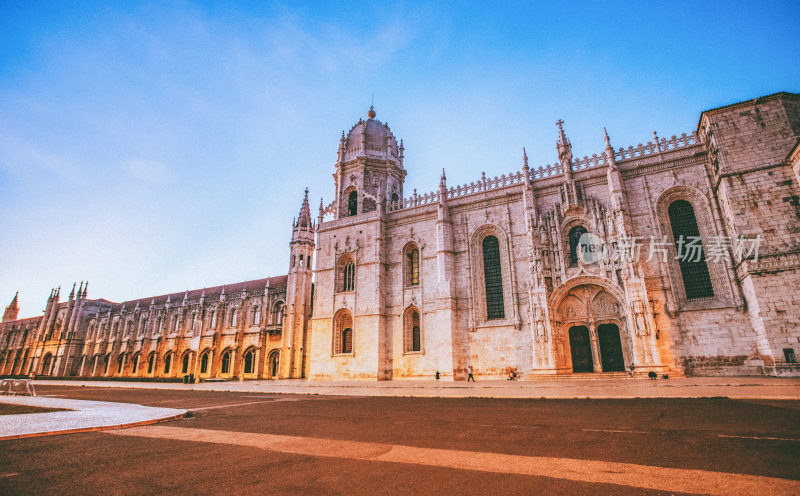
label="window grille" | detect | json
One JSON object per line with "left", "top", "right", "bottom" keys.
{"left": 334, "top": 311, "right": 353, "bottom": 354}
{"left": 407, "top": 248, "right": 420, "bottom": 286}
{"left": 668, "top": 200, "right": 714, "bottom": 299}
{"left": 348, "top": 190, "right": 358, "bottom": 216}
{"left": 482, "top": 236, "right": 505, "bottom": 320}
{"left": 343, "top": 261, "right": 355, "bottom": 292}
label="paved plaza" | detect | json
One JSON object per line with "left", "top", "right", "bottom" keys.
{"left": 0, "top": 381, "right": 799, "bottom": 494}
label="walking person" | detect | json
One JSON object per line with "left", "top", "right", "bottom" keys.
{"left": 467, "top": 364, "right": 475, "bottom": 383}
{"left": 435, "top": 370, "right": 440, "bottom": 382}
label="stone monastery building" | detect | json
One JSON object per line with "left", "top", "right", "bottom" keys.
{"left": 2, "top": 91, "right": 800, "bottom": 381}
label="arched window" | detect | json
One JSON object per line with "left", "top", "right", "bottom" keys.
{"left": 117, "top": 354, "right": 125, "bottom": 374}
{"left": 404, "top": 307, "right": 422, "bottom": 353}
{"left": 253, "top": 306, "right": 261, "bottom": 325}
{"left": 181, "top": 353, "right": 190, "bottom": 374}
{"left": 482, "top": 236, "right": 505, "bottom": 320}
{"left": 163, "top": 353, "right": 172, "bottom": 374}
{"left": 405, "top": 245, "right": 420, "bottom": 286}
{"left": 668, "top": 200, "right": 714, "bottom": 299}
{"left": 210, "top": 309, "right": 217, "bottom": 329}
{"left": 147, "top": 353, "right": 155, "bottom": 374}
{"left": 334, "top": 310, "right": 353, "bottom": 354}
{"left": 200, "top": 352, "right": 209, "bottom": 374}
{"left": 221, "top": 350, "right": 231, "bottom": 374}
{"left": 348, "top": 190, "right": 358, "bottom": 216}
{"left": 131, "top": 354, "right": 140, "bottom": 374}
{"left": 230, "top": 309, "right": 238, "bottom": 327}
{"left": 568, "top": 226, "right": 588, "bottom": 267}
{"left": 272, "top": 302, "right": 284, "bottom": 325}
{"left": 338, "top": 257, "right": 356, "bottom": 292}
{"left": 243, "top": 348, "right": 255, "bottom": 374}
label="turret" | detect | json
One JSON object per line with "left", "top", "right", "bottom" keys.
{"left": 3, "top": 292, "right": 19, "bottom": 322}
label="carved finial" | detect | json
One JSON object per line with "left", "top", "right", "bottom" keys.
{"left": 440, "top": 168, "right": 447, "bottom": 186}
{"left": 82, "top": 281, "right": 88, "bottom": 298}
{"left": 367, "top": 105, "right": 376, "bottom": 119}
{"left": 603, "top": 127, "right": 611, "bottom": 148}
{"left": 69, "top": 282, "right": 76, "bottom": 300}
{"left": 523, "top": 147, "right": 529, "bottom": 168}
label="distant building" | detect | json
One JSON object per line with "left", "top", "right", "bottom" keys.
{"left": 2, "top": 91, "right": 799, "bottom": 380}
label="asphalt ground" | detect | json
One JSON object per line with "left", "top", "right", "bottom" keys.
{"left": 1, "top": 386, "right": 799, "bottom": 495}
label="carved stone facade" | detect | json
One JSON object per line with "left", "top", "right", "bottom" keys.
{"left": 3, "top": 92, "right": 799, "bottom": 381}
{"left": 309, "top": 91, "right": 800, "bottom": 380}
{"left": 0, "top": 194, "right": 316, "bottom": 381}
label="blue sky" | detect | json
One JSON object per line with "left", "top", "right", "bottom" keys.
{"left": 1, "top": 1, "right": 798, "bottom": 316}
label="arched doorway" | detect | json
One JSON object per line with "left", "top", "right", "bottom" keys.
{"left": 569, "top": 326, "right": 593, "bottom": 372}
{"left": 598, "top": 323, "right": 625, "bottom": 372}
{"left": 268, "top": 350, "right": 280, "bottom": 378}
{"left": 554, "top": 281, "right": 630, "bottom": 374}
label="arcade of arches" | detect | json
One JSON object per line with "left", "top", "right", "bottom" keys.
{"left": 555, "top": 285, "right": 629, "bottom": 373}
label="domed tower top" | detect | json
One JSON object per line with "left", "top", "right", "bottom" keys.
{"left": 339, "top": 106, "right": 403, "bottom": 167}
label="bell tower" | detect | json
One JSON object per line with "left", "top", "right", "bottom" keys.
{"left": 280, "top": 188, "right": 315, "bottom": 378}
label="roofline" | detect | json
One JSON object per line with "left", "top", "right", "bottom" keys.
{"left": 696, "top": 91, "right": 799, "bottom": 130}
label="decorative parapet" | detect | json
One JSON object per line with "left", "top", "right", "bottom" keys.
{"left": 737, "top": 251, "right": 800, "bottom": 276}
{"left": 387, "top": 130, "right": 701, "bottom": 214}
{"left": 615, "top": 131, "right": 700, "bottom": 162}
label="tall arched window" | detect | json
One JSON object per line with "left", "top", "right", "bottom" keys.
{"left": 668, "top": 200, "right": 714, "bottom": 299}
{"left": 181, "top": 353, "right": 190, "bottom": 374}
{"left": 405, "top": 245, "right": 420, "bottom": 286}
{"left": 338, "top": 257, "right": 356, "bottom": 292}
{"left": 334, "top": 310, "right": 353, "bottom": 354}
{"left": 221, "top": 350, "right": 231, "bottom": 374}
{"left": 404, "top": 307, "right": 422, "bottom": 353}
{"left": 482, "top": 236, "right": 505, "bottom": 320}
{"left": 147, "top": 353, "right": 155, "bottom": 374}
{"left": 131, "top": 354, "right": 140, "bottom": 374}
{"left": 163, "top": 353, "right": 172, "bottom": 374}
{"left": 253, "top": 306, "right": 261, "bottom": 325}
{"left": 243, "top": 348, "right": 255, "bottom": 374}
{"left": 568, "top": 225, "right": 588, "bottom": 267}
{"left": 347, "top": 190, "right": 358, "bottom": 216}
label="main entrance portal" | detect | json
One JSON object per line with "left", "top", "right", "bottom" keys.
{"left": 569, "top": 326, "right": 593, "bottom": 373}
{"left": 556, "top": 283, "right": 629, "bottom": 374}
{"left": 598, "top": 323, "right": 625, "bottom": 372}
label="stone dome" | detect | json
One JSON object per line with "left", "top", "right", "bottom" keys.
{"left": 341, "top": 106, "right": 402, "bottom": 166}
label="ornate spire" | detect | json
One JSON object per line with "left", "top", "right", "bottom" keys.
{"left": 556, "top": 119, "right": 573, "bottom": 166}
{"left": 69, "top": 282, "right": 76, "bottom": 300}
{"left": 3, "top": 291, "right": 19, "bottom": 322}
{"left": 367, "top": 105, "right": 376, "bottom": 120}
{"left": 523, "top": 147, "right": 529, "bottom": 168}
{"left": 603, "top": 127, "right": 611, "bottom": 148}
{"left": 296, "top": 188, "right": 312, "bottom": 228}
{"left": 440, "top": 168, "right": 447, "bottom": 187}
{"left": 603, "top": 127, "right": 617, "bottom": 170}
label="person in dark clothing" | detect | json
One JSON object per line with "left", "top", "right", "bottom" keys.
{"left": 467, "top": 365, "right": 475, "bottom": 382}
